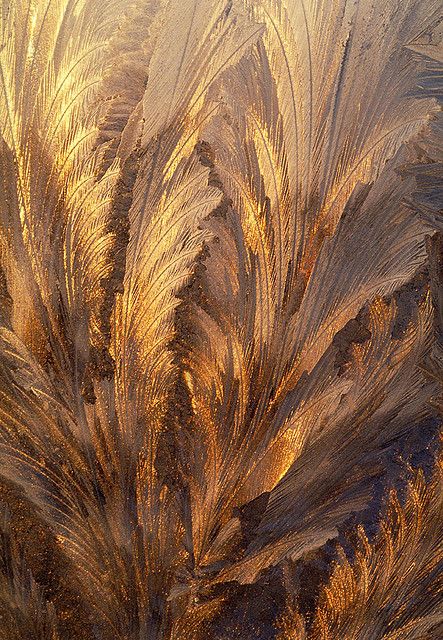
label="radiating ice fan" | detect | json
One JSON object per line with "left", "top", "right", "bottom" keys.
{"left": 0, "top": 1, "right": 441, "bottom": 638}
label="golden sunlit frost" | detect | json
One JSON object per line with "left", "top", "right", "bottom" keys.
{"left": 276, "top": 456, "right": 443, "bottom": 640}
{"left": 310, "top": 455, "right": 443, "bottom": 640}
{"left": 0, "top": 0, "right": 441, "bottom": 638}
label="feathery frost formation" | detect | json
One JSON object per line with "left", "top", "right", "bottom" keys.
{"left": 0, "top": 0, "right": 441, "bottom": 638}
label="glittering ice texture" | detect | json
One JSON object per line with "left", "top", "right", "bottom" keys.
{"left": 0, "top": 1, "right": 441, "bottom": 638}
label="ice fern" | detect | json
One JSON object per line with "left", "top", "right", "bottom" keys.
{"left": 0, "top": 1, "right": 441, "bottom": 638}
